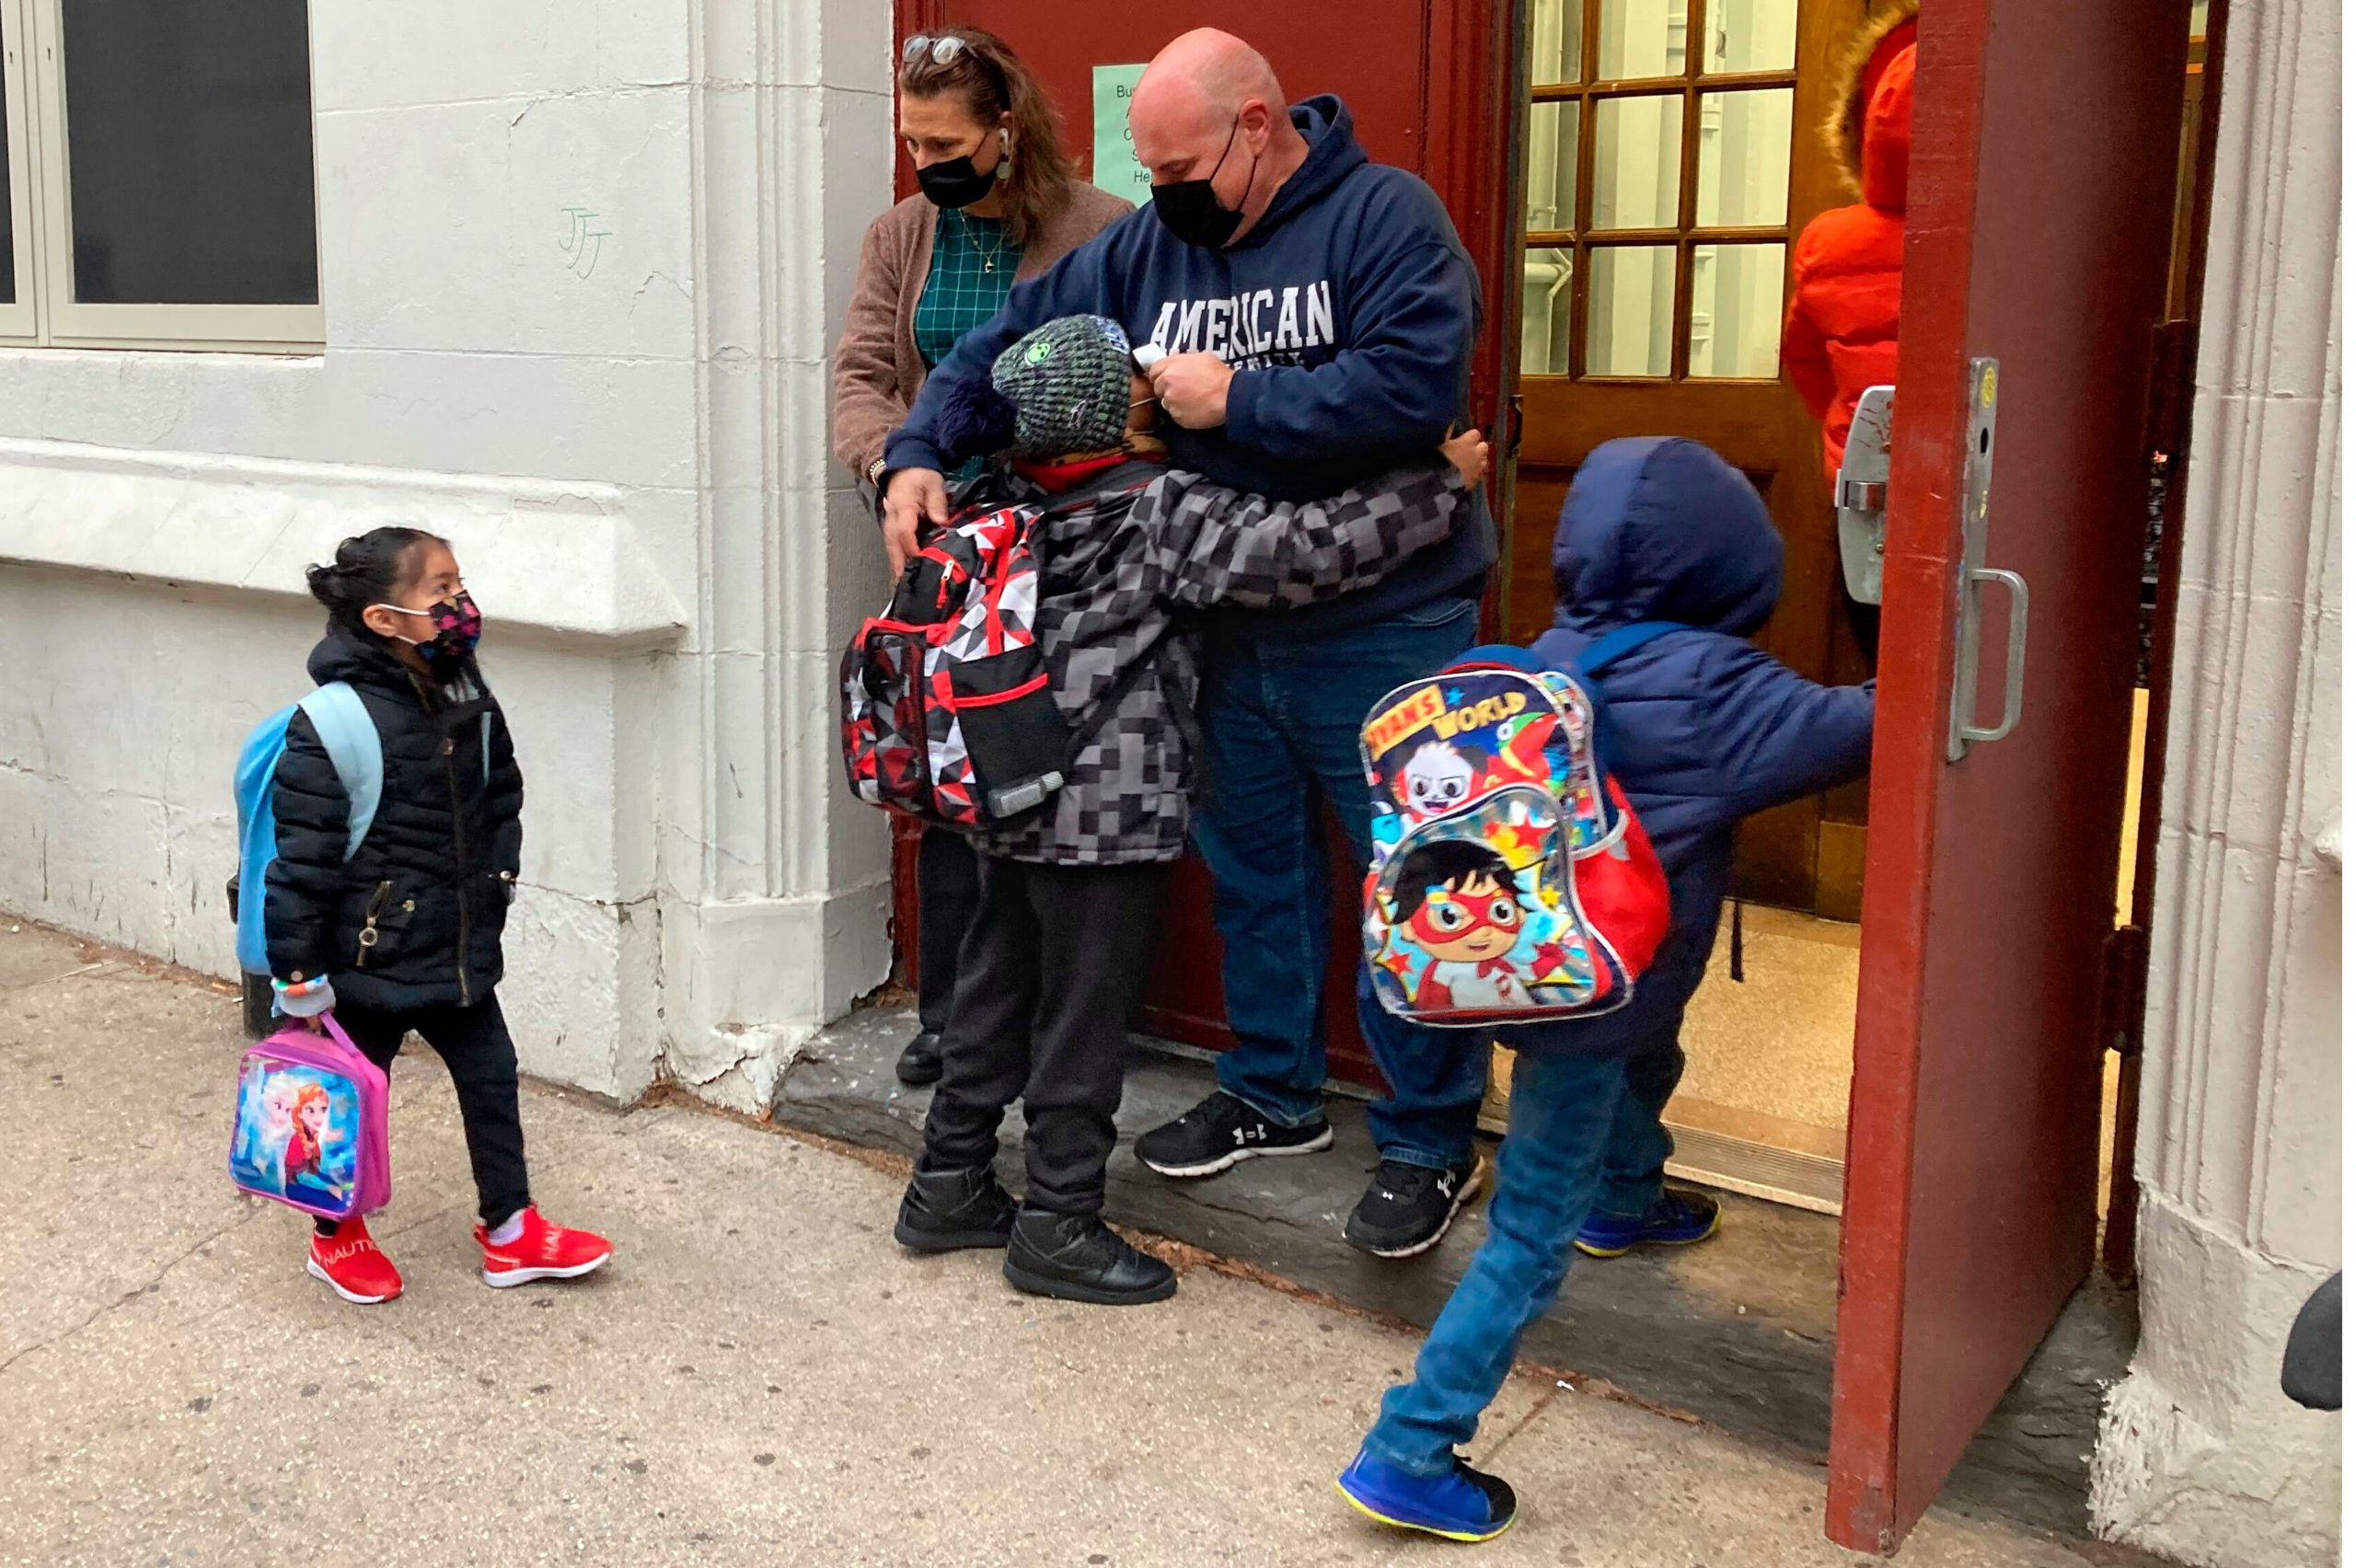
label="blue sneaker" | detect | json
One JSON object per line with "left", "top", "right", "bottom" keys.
{"left": 1336, "top": 1449, "right": 1518, "bottom": 1542}
{"left": 1575, "top": 1189, "right": 1722, "bottom": 1259}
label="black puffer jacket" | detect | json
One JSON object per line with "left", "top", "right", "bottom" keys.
{"left": 263, "top": 627, "right": 524, "bottom": 1011}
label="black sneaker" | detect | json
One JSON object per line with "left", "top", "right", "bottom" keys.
{"left": 1344, "top": 1159, "right": 1484, "bottom": 1259}
{"left": 1134, "top": 1090, "right": 1334, "bottom": 1179}
{"left": 893, "top": 1166, "right": 1017, "bottom": 1252}
{"left": 895, "top": 1029, "right": 944, "bottom": 1087}
{"left": 1002, "top": 1208, "right": 1176, "bottom": 1306}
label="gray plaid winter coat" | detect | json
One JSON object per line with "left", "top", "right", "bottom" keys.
{"left": 970, "top": 454, "right": 1470, "bottom": 866}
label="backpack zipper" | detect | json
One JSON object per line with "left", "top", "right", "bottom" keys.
{"left": 355, "top": 881, "right": 395, "bottom": 967}
{"left": 442, "top": 733, "right": 473, "bottom": 1007}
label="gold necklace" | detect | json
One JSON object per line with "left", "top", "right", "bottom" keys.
{"left": 964, "top": 212, "right": 1011, "bottom": 274}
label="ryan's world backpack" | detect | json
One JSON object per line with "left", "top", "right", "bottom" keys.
{"left": 841, "top": 496, "right": 1143, "bottom": 829}
{"left": 1358, "top": 626, "right": 1676, "bottom": 1028}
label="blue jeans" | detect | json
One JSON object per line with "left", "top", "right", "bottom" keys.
{"left": 1362, "top": 1025, "right": 1685, "bottom": 1475}
{"left": 1593, "top": 1034, "right": 1685, "bottom": 1222}
{"left": 1191, "top": 598, "right": 1491, "bottom": 1172}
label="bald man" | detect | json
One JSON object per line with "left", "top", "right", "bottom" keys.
{"left": 879, "top": 29, "right": 1495, "bottom": 1260}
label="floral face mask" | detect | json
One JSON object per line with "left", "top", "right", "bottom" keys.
{"left": 374, "top": 589, "right": 482, "bottom": 663}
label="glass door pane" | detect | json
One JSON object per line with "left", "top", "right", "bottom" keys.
{"left": 1529, "top": 0, "right": 1585, "bottom": 85}
{"left": 1599, "top": 0, "right": 1690, "bottom": 78}
{"left": 1694, "top": 88, "right": 1793, "bottom": 226}
{"left": 1587, "top": 245, "right": 1676, "bottom": 375}
{"left": 1689, "top": 241, "right": 1786, "bottom": 378}
{"left": 1526, "top": 100, "right": 1580, "bottom": 234}
{"left": 1522, "top": 247, "right": 1576, "bottom": 375}
{"left": 1593, "top": 94, "right": 1681, "bottom": 229}
{"left": 1704, "top": 0, "right": 1799, "bottom": 73}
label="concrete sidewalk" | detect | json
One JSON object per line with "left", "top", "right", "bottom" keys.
{"left": 0, "top": 922, "right": 2133, "bottom": 1567}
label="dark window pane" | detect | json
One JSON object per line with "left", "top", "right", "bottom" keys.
{"left": 61, "top": 0, "right": 318, "bottom": 306}
{"left": 2, "top": 61, "right": 15, "bottom": 306}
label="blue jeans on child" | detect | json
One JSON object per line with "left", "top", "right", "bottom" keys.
{"left": 1361, "top": 1024, "right": 1687, "bottom": 1474}
{"left": 1190, "top": 597, "right": 1491, "bottom": 1172}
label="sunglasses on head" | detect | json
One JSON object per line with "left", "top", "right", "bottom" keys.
{"left": 901, "top": 34, "right": 965, "bottom": 65}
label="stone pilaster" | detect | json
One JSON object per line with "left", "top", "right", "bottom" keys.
{"left": 2092, "top": 3, "right": 2341, "bottom": 1560}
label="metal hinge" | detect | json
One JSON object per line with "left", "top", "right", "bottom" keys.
{"left": 2098, "top": 924, "right": 2151, "bottom": 1057}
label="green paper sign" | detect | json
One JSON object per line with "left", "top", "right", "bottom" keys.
{"left": 1091, "top": 63, "right": 1152, "bottom": 205}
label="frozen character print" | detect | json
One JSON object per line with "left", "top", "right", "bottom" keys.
{"left": 243, "top": 1076, "right": 299, "bottom": 1174}
{"left": 282, "top": 1081, "right": 341, "bottom": 1205}
{"left": 1399, "top": 742, "right": 1476, "bottom": 823}
{"left": 1392, "top": 839, "right": 1537, "bottom": 1012}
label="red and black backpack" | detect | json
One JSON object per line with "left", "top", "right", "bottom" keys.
{"left": 840, "top": 498, "right": 1074, "bottom": 826}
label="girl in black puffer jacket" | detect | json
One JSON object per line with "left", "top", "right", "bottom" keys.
{"left": 265, "top": 526, "right": 612, "bottom": 1307}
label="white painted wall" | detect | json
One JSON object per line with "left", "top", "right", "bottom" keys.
{"left": 2092, "top": 0, "right": 2342, "bottom": 1560}
{"left": 0, "top": 0, "right": 896, "bottom": 1104}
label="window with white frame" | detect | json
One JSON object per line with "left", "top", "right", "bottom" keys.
{"left": 0, "top": 0, "right": 322, "bottom": 351}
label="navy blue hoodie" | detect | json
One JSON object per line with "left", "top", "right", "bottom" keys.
{"left": 1496, "top": 438, "right": 1876, "bottom": 1057}
{"left": 883, "top": 96, "right": 1495, "bottom": 636}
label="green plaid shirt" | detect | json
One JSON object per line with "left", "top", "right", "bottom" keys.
{"left": 914, "top": 211, "right": 1017, "bottom": 481}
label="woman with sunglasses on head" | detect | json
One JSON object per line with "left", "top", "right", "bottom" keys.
{"left": 834, "top": 28, "right": 1131, "bottom": 1090}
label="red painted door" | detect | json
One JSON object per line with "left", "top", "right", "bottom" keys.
{"left": 1827, "top": 0, "right": 2187, "bottom": 1551}
{"left": 890, "top": 1, "right": 1518, "bottom": 1082}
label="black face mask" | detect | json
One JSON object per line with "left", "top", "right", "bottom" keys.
{"left": 1150, "top": 116, "right": 1255, "bottom": 249}
{"left": 916, "top": 133, "right": 1001, "bottom": 210}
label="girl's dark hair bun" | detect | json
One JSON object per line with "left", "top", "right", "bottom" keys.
{"left": 306, "top": 525, "right": 444, "bottom": 637}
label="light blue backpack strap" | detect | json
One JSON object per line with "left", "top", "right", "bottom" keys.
{"left": 232, "top": 703, "right": 300, "bottom": 975}
{"left": 481, "top": 711, "right": 493, "bottom": 784}
{"left": 1573, "top": 620, "right": 1683, "bottom": 676}
{"left": 297, "top": 682, "right": 383, "bottom": 861}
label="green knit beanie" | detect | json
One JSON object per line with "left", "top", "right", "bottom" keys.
{"left": 990, "top": 315, "right": 1135, "bottom": 458}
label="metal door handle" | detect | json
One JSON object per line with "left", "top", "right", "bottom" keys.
{"left": 1958, "top": 566, "right": 2029, "bottom": 745}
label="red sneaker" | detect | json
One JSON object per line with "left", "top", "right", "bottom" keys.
{"left": 476, "top": 1206, "right": 613, "bottom": 1288}
{"left": 306, "top": 1217, "right": 403, "bottom": 1305}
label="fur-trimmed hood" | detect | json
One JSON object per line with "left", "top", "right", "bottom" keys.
{"left": 1825, "top": 0, "right": 1918, "bottom": 209}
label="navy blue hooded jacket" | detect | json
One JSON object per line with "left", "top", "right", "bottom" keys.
{"left": 1496, "top": 437, "right": 1876, "bottom": 1056}
{"left": 883, "top": 96, "right": 1494, "bottom": 638}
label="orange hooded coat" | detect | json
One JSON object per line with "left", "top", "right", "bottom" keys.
{"left": 1782, "top": 5, "right": 1918, "bottom": 492}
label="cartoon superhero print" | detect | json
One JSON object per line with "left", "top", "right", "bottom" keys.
{"left": 1389, "top": 839, "right": 1542, "bottom": 1012}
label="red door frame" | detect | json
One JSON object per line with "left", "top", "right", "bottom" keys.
{"left": 882, "top": 2, "right": 1521, "bottom": 1090}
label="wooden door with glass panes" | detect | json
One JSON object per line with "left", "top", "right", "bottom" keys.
{"left": 1508, "top": 0, "right": 1863, "bottom": 915}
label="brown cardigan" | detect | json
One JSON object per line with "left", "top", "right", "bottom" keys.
{"left": 832, "top": 180, "right": 1133, "bottom": 480}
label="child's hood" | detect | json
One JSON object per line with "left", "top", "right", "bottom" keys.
{"left": 1550, "top": 436, "right": 1783, "bottom": 639}
{"left": 306, "top": 623, "right": 418, "bottom": 697}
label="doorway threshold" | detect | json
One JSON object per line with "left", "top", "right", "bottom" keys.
{"left": 1663, "top": 1097, "right": 1847, "bottom": 1215}
{"left": 771, "top": 1005, "right": 2132, "bottom": 1541}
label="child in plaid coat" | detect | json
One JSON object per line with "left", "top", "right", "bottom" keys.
{"left": 894, "top": 313, "right": 1487, "bottom": 1307}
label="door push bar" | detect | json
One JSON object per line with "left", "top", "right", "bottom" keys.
{"left": 1948, "top": 358, "right": 2030, "bottom": 761}
{"left": 1834, "top": 384, "right": 1894, "bottom": 606}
